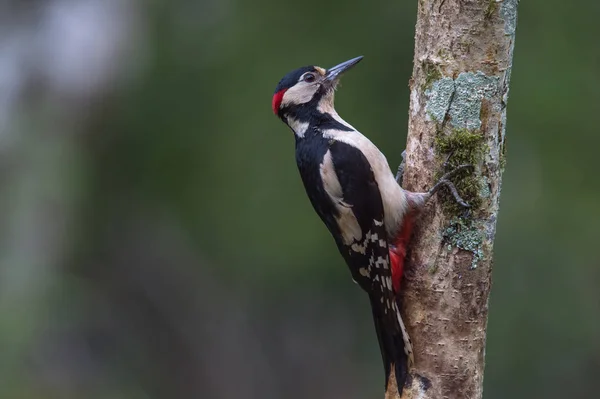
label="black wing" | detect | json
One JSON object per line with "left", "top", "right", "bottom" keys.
{"left": 327, "top": 141, "right": 393, "bottom": 294}
{"left": 327, "top": 141, "right": 409, "bottom": 390}
{"left": 295, "top": 136, "right": 411, "bottom": 391}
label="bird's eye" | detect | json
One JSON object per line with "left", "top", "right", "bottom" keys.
{"left": 303, "top": 73, "right": 316, "bottom": 83}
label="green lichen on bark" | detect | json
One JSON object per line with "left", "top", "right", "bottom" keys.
{"left": 425, "top": 77, "right": 454, "bottom": 123}
{"left": 435, "top": 128, "right": 486, "bottom": 213}
{"left": 484, "top": 0, "right": 498, "bottom": 20}
{"left": 443, "top": 217, "right": 484, "bottom": 269}
{"left": 434, "top": 128, "right": 490, "bottom": 270}
{"left": 500, "top": 0, "right": 519, "bottom": 35}
{"left": 425, "top": 71, "right": 499, "bottom": 130}
{"left": 448, "top": 72, "right": 499, "bottom": 130}
{"left": 421, "top": 60, "right": 442, "bottom": 91}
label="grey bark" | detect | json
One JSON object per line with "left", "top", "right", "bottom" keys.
{"left": 387, "top": 1, "right": 518, "bottom": 398}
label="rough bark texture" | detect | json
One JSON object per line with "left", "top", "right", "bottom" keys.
{"left": 390, "top": 1, "right": 518, "bottom": 398}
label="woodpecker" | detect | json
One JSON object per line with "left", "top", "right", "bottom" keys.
{"left": 272, "top": 56, "right": 469, "bottom": 394}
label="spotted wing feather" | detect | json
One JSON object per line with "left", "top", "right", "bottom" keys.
{"left": 326, "top": 141, "right": 413, "bottom": 387}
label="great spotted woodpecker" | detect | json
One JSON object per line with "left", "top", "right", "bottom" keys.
{"left": 272, "top": 56, "right": 469, "bottom": 394}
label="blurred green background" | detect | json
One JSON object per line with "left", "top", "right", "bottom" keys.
{"left": 0, "top": 0, "right": 598, "bottom": 398}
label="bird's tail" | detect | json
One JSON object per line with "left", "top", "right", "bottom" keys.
{"left": 369, "top": 294, "right": 411, "bottom": 395}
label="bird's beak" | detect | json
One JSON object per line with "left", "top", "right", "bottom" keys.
{"left": 325, "top": 56, "right": 363, "bottom": 82}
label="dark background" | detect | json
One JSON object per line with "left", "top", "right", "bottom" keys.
{"left": 0, "top": 0, "right": 598, "bottom": 398}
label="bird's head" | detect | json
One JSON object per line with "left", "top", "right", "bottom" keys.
{"left": 272, "top": 56, "right": 363, "bottom": 126}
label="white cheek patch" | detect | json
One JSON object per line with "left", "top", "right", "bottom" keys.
{"left": 281, "top": 82, "right": 318, "bottom": 106}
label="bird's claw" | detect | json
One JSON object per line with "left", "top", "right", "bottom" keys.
{"left": 428, "top": 164, "right": 474, "bottom": 208}
{"left": 395, "top": 150, "right": 407, "bottom": 186}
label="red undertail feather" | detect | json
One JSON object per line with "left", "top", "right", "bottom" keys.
{"left": 389, "top": 213, "right": 416, "bottom": 293}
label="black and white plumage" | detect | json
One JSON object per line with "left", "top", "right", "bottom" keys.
{"left": 272, "top": 56, "right": 425, "bottom": 394}
{"left": 272, "top": 56, "right": 473, "bottom": 395}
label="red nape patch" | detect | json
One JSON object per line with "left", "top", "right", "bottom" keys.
{"left": 272, "top": 89, "right": 287, "bottom": 115}
{"left": 389, "top": 213, "right": 416, "bottom": 293}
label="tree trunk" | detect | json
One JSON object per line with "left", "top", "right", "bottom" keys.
{"left": 389, "top": 1, "right": 518, "bottom": 398}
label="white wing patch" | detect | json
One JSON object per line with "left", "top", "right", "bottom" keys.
{"left": 320, "top": 121, "right": 408, "bottom": 239}
{"left": 320, "top": 150, "right": 362, "bottom": 245}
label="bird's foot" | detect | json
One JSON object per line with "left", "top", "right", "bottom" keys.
{"left": 395, "top": 150, "right": 407, "bottom": 186}
{"left": 428, "top": 164, "right": 473, "bottom": 207}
